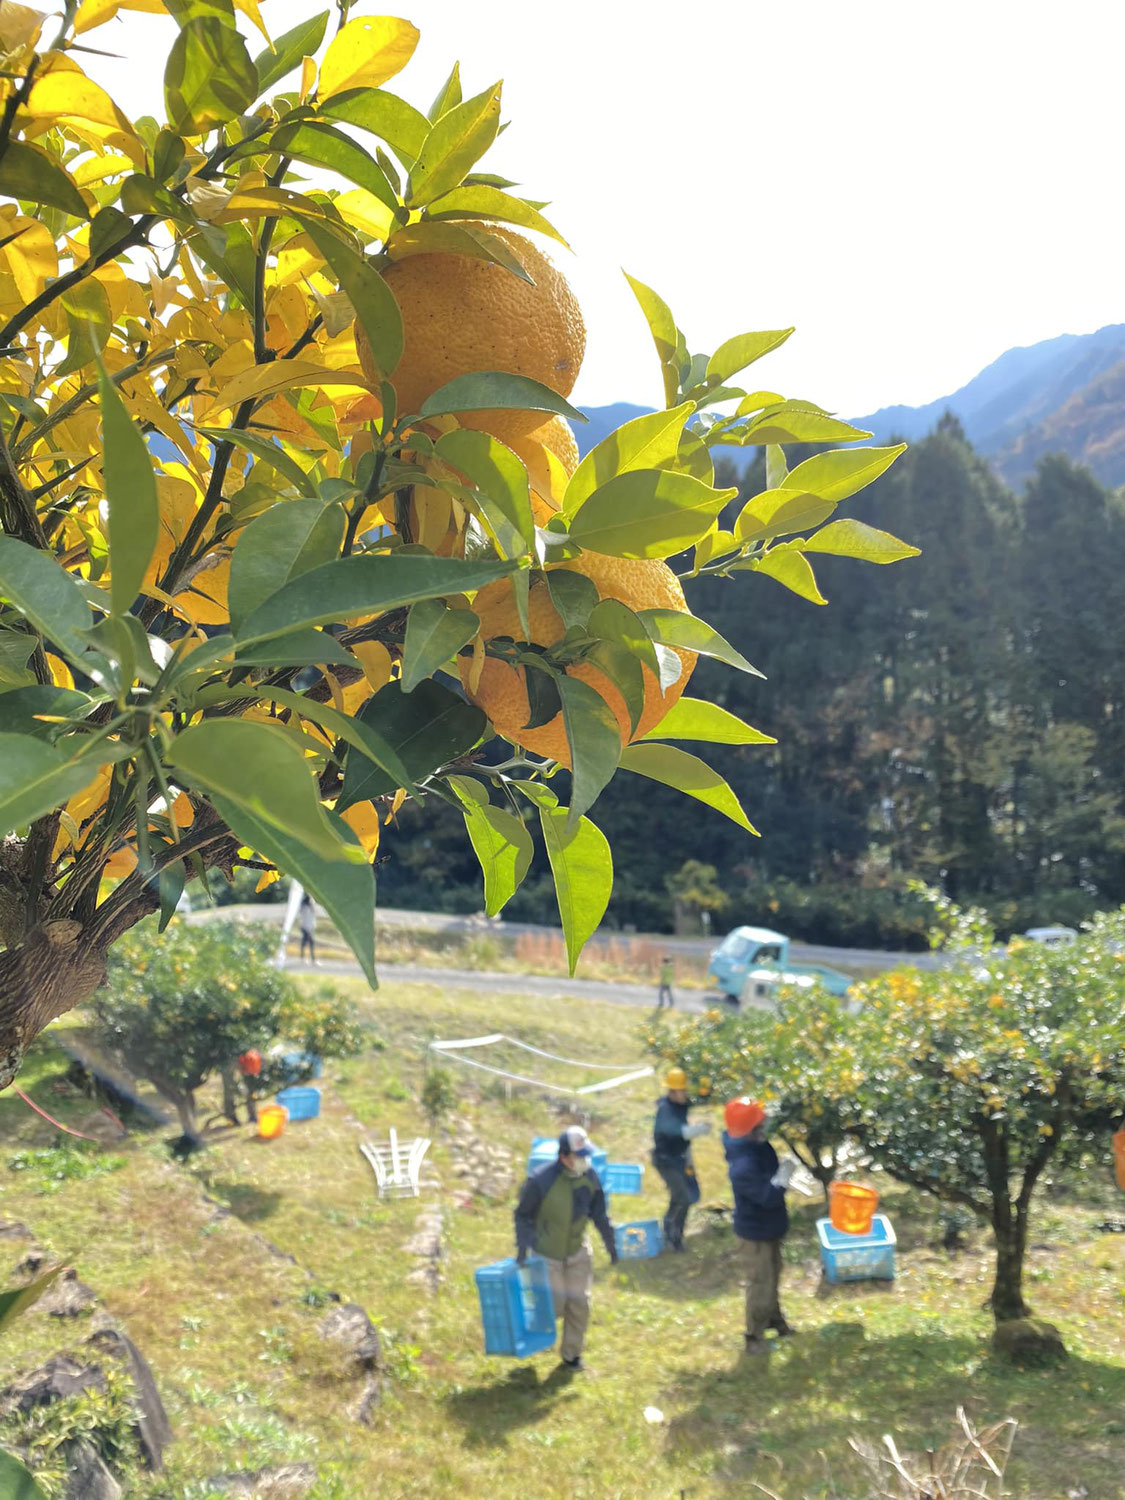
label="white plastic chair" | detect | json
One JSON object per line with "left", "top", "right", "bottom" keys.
{"left": 359, "top": 1127, "right": 431, "bottom": 1199}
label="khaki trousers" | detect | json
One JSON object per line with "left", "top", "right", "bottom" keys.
{"left": 543, "top": 1243, "right": 593, "bottom": 1361}
{"left": 738, "top": 1235, "right": 783, "bottom": 1338}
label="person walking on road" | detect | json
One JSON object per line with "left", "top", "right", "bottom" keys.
{"left": 657, "top": 955, "right": 675, "bottom": 1008}
{"left": 723, "top": 1096, "right": 795, "bottom": 1354}
{"left": 652, "top": 1069, "right": 711, "bottom": 1251}
{"left": 298, "top": 892, "right": 318, "bottom": 965}
{"left": 514, "top": 1125, "right": 618, "bottom": 1371}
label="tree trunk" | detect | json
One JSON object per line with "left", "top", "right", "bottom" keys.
{"left": 220, "top": 1063, "right": 241, "bottom": 1125}
{"left": 0, "top": 921, "right": 107, "bottom": 1090}
{"left": 990, "top": 1205, "right": 1030, "bottom": 1321}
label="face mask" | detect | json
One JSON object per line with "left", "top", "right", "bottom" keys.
{"left": 564, "top": 1157, "right": 589, "bottom": 1177}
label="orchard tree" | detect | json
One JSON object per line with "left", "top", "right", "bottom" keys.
{"left": 0, "top": 1, "right": 917, "bottom": 1089}
{"left": 844, "top": 914, "right": 1125, "bottom": 1325}
{"left": 92, "top": 919, "right": 362, "bottom": 1136}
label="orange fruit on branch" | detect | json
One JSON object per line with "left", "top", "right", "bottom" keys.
{"left": 460, "top": 551, "right": 696, "bottom": 767}
{"left": 357, "top": 226, "right": 585, "bottom": 445}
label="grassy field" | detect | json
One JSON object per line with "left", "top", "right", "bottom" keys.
{"left": 1, "top": 975, "right": 1124, "bottom": 1498}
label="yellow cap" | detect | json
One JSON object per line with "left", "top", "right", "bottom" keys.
{"left": 664, "top": 1067, "right": 688, "bottom": 1090}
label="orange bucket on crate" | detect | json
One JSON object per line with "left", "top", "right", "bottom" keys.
{"left": 829, "top": 1180, "right": 879, "bottom": 1236}
{"left": 258, "top": 1104, "right": 288, "bottom": 1141}
{"left": 1113, "top": 1130, "right": 1125, "bottom": 1192}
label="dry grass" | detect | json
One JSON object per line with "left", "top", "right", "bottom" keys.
{"left": 1, "top": 978, "right": 1123, "bottom": 1498}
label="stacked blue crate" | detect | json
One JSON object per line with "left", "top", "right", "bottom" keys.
{"left": 474, "top": 1255, "right": 557, "bottom": 1357}
{"left": 603, "top": 1163, "right": 644, "bottom": 1195}
{"left": 615, "top": 1220, "right": 664, "bottom": 1259}
{"left": 274, "top": 1086, "right": 321, "bottom": 1121}
{"left": 816, "top": 1214, "right": 897, "bottom": 1283}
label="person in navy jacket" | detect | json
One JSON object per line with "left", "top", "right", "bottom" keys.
{"left": 722, "top": 1096, "right": 795, "bottom": 1354}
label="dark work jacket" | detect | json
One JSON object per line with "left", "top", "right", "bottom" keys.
{"left": 723, "top": 1131, "right": 789, "bottom": 1241}
{"left": 652, "top": 1095, "right": 690, "bottom": 1167}
{"left": 514, "top": 1160, "right": 616, "bottom": 1261}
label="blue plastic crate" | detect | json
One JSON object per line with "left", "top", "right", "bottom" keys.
{"left": 275, "top": 1085, "right": 321, "bottom": 1122}
{"left": 817, "top": 1214, "right": 896, "bottom": 1284}
{"left": 615, "top": 1219, "right": 664, "bottom": 1259}
{"left": 603, "top": 1162, "right": 644, "bottom": 1196}
{"left": 526, "top": 1137, "right": 608, "bottom": 1182}
{"left": 474, "top": 1255, "right": 557, "bottom": 1358}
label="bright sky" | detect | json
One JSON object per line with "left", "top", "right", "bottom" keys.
{"left": 93, "top": 0, "right": 1125, "bottom": 419}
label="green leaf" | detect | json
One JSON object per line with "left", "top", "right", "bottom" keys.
{"left": 152, "top": 128, "right": 186, "bottom": 184}
{"left": 158, "top": 863, "right": 185, "bottom": 932}
{"left": 546, "top": 569, "right": 600, "bottom": 630}
{"left": 585, "top": 597, "right": 661, "bottom": 678}
{"left": 195, "top": 425, "right": 314, "bottom": 495}
{"left": 98, "top": 359, "right": 159, "bottom": 617}
{"left": 338, "top": 679, "right": 485, "bottom": 808}
{"left": 705, "top": 328, "right": 793, "bottom": 385}
{"left": 56, "top": 278, "right": 111, "bottom": 376}
{"left": 0, "top": 141, "right": 86, "bottom": 218}
{"left": 428, "top": 61, "right": 462, "bottom": 121}
{"left": 735, "top": 488, "right": 836, "bottom": 545}
{"left": 0, "top": 1263, "right": 66, "bottom": 1335}
{"left": 232, "top": 629, "right": 357, "bottom": 669}
{"left": 166, "top": 719, "right": 364, "bottom": 863}
{"left": 386, "top": 220, "right": 534, "bottom": 280}
{"left": 567, "top": 470, "right": 737, "bottom": 559}
{"left": 624, "top": 272, "right": 681, "bottom": 408}
{"left": 802, "top": 518, "right": 921, "bottom": 563}
{"left": 676, "top": 427, "right": 713, "bottom": 483}
{"left": 242, "top": 683, "right": 414, "bottom": 787}
{"left": 641, "top": 697, "right": 775, "bottom": 745}
{"left": 751, "top": 546, "right": 827, "bottom": 605}
{"left": 540, "top": 807, "right": 612, "bottom": 973}
{"left": 637, "top": 608, "right": 763, "bottom": 677}
{"left": 407, "top": 80, "right": 502, "bottom": 207}
{"left": 564, "top": 404, "right": 694, "bottom": 516}
{"left": 782, "top": 444, "right": 907, "bottom": 504}
{"left": 434, "top": 429, "right": 535, "bottom": 552}
{"left": 254, "top": 10, "right": 329, "bottom": 93}
{"left": 211, "top": 794, "right": 377, "bottom": 985}
{"left": 236, "top": 552, "right": 517, "bottom": 645}
{"left": 0, "top": 685, "right": 92, "bottom": 739}
{"left": 581, "top": 639, "right": 645, "bottom": 735}
{"left": 164, "top": 16, "right": 259, "bottom": 135}
{"left": 0, "top": 630, "right": 37, "bottom": 690}
{"left": 419, "top": 372, "right": 585, "bottom": 426}
{"left": 400, "top": 599, "right": 478, "bottom": 693}
{"left": 765, "top": 445, "right": 788, "bottom": 491}
{"left": 0, "top": 735, "right": 123, "bottom": 839}
{"left": 738, "top": 404, "right": 873, "bottom": 446}
{"left": 559, "top": 676, "right": 621, "bottom": 823}
{"left": 424, "top": 184, "right": 566, "bottom": 246}
{"left": 228, "top": 499, "right": 344, "bottom": 631}
{"left": 297, "top": 215, "right": 403, "bottom": 380}
{"left": 0, "top": 537, "right": 93, "bottom": 659}
{"left": 88, "top": 206, "right": 132, "bottom": 260}
{"left": 273, "top": 120, "right": 399, "bottom": 211}
{"left": 448, "top": 774, "right": 533, "bottom": 915}
{"left": 0, "top": 1448, "right": 48, "bottom": 1499}
{"left": 320, "top": 89, "right": 430, "bottom": 163}
{"left": 619, "top": 743, "right": 759, "bottom": 834}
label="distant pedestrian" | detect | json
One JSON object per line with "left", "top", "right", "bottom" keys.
{"left": 723, "top": 1096, "right": 795, "bottom": 1355}
{"left": 514, "top": 1125, "right": 618, "bottom": 1371}
{"left": 657, "top": 955, "right": 675, "bottom": 1008}
{"left": 652, "top": 1069, "right": 711, "bottom": 1251}
{"left": 298, "top": 892, "right": 318, "bottom": 965}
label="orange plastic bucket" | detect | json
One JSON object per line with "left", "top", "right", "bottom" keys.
{"left": 829, "top": 1180, "right": 879, "bottom": 1236}
{"left": 1114, "top": 1130, "right": 1125, "bottom": 1192}
{"left": 258, "top": 1104, "right": 288, "bottom": 1141}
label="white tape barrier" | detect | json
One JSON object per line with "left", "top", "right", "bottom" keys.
{"left": 429, "top": 1033, "right": 654, "bottom": 1097}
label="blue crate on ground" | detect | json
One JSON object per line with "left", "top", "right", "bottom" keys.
{"left": 615, "top": 1219, "right": 664, "bottom": 1259}
{"left": 274, "top": 1085, "right": 321, "bottom": 1122}
{"left": 816, "top": 1214, "right": 896, "bottom": 1284}
{"left": 474, "top": 1255, "right": 557, "bottom": 1358}
{"left": 603, "top": 1162, "right": 644, "bottom": 1196}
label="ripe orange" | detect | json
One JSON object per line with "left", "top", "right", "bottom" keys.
{"left": 358, "top": 227, "right": 585, "bottom": 445}
{"left": 460, "top": 551, "right": 696, "bottom": 766}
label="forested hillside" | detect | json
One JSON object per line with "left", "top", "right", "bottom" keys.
{"left": 381, "top": 420, "right": 1125, "bottom": 945}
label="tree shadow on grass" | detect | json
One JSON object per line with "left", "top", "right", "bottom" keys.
{"left": 203, "top": 1180, "right": 283, "bottom": 1223}
{"left": 658, "top": 1326, "right": 1125, "bottom": 1496}
{"left": 444, "top": 1362, "right": 583, "bottom": 1448}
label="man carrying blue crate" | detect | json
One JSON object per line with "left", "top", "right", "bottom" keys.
{"left": 652, "top": 1068, "right": 712, "bottom": 1252}
{"left": 514, "top": 1125, "right": 618, "bottom": 1371}
{"left": 723, "top": 1096, "right": 796, "bottom": 1355}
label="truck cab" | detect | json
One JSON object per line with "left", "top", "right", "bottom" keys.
{"left": 707, "top": 925, "right": 853, "bottom": 1006}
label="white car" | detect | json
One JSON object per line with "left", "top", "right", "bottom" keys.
{"left": 1023, "top": 926, "right": 1077, "bottom": 947}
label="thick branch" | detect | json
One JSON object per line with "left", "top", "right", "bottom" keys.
{"left": 0, "top": 920, "right": 108, "bottom": 1090}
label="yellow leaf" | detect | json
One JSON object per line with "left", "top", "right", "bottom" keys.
{"left": 319, "top": 16, "right": 419, "bottom": 98}
{"left": 341, "top": 800, "right": 381, "bottom": 857}
{"left": 0, "top": 1, "right": 40, "bottom": 50}
{"left": 0, "top": 213, "right": 56, "bottom": 302}
{"left": 46, "top": 652, "right": 74, "bottom": 690}
{"left": 299, "top": 54, "right": 316, "bottom": 105}
{"left": 255, "top": 867, "right": 282, "bottom": 892}
{"left": 208, "top": 359, "right": 366, "bottom": 413}
{"left": 334, "top": 187, "right": 397, "bottom": 245}
{"left": 351, "top": 640, "right": 392, "bottom": 693}
{"left": 71, "top": 151, "right": 132, "bottom": 186}
{"left": 231, "top": 0, "right": 269, "bottom": 43}
{"left": 211, "top": 186, "right": 336, "bottom": 224}
{"left": 385, "top": 787, "right": 408, "bottom": 824}
{"left": 25, "top": 65, "right": 138, "bottom": 145}
{"left": 74, "top": 0, "right": 164, "bottom": 34}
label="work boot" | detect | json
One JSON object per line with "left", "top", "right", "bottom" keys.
{"left": 743, "top": 1335, "right": 772, "bottom": 1355}
{"left": 560, "top": 1355, "right": 585, "bottom": 1372}
{"left": 768, "top": 1317, "right": 797, "bottom": 1338}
